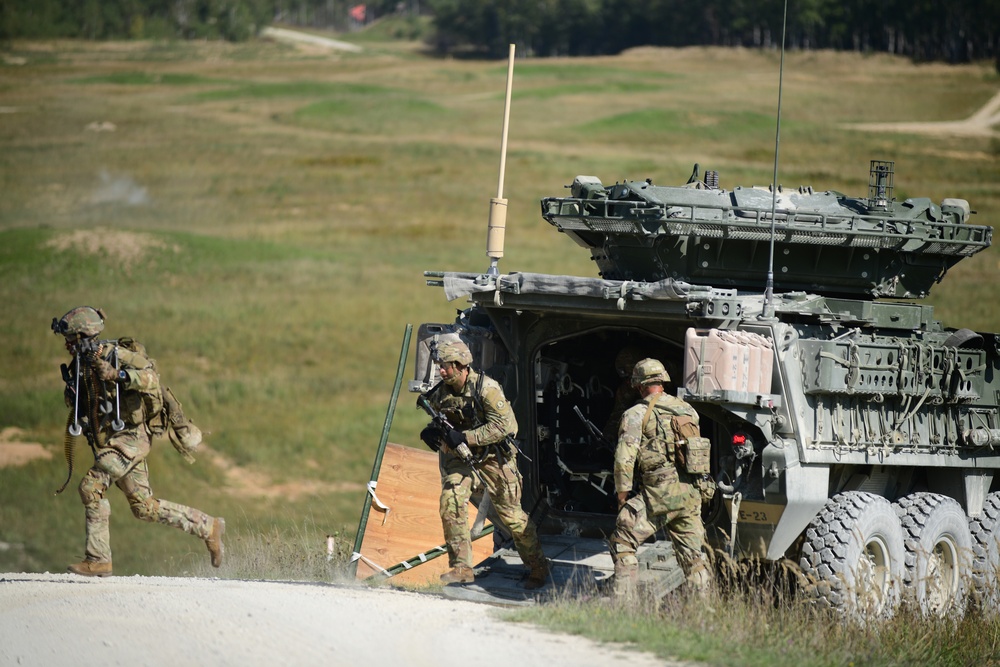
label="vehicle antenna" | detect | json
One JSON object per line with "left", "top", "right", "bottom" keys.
{"left": 486, "top": 44, "right": 516, "bottom": 277}
{"left": 762, "top": 0, "right": 789, "bottom": 320}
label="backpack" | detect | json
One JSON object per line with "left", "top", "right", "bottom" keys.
{"left": 641, "top": 394, "right": 711, "bottom": 476}
{"left": 118, "top": 337, "right": 202, "bottom": 464}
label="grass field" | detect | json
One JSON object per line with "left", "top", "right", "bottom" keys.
{"left": 1, "top": 26, "right": 998, "bottom": 597}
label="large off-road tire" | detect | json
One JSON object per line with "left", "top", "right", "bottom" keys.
{"left": 799, "top": 491, "right": 905, "bottom": 620}
{"left": 894, "top": 492, "right": 971, "bottom": 617}
{"left": 969, "top": 492, "right": 1000, "bottom": 611}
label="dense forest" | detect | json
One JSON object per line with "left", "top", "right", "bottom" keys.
{"left": 2, "top": 0, "right": 998, "bottom": 67}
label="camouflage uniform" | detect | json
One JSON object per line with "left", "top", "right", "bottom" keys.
{"left": 54, "top": 306, "right": 223, "bottom": 575}
{"left": 610, "top": 391, "right": 709, "bottom": 592}
{"left": 72, "top": 342, "right": 217, "bottom": 565}
{"left": 426, "top": 369, "right": 546, "bottom": 574}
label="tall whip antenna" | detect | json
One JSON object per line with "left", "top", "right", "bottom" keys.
{"left": 762, "top": 0, "right": 789, "bottom": 319}
{"left": 486, "top": 44, "right": 516, "bottom": 277}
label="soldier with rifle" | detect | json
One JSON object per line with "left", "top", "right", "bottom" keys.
{"left": 418, "top": 340, "right": 548, "bottom": 589}
{"left": 51, "top": 306, "right": 224, "bottom": 577}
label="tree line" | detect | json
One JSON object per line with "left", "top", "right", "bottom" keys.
{"left": 2, "top": 0, "right": 997, "bottom": 69}
{"left": 427, "top": 0, "right": 998, "bottom": 65}
{"left": 1, "top": 0, "right": 275, "bottom": 41}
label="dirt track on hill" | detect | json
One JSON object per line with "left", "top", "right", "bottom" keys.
{"left": 0, "top": 573, "right": 683, "bottom": 667}
{"left": 845, "top": 87, "right": 1000, "bottom": 137}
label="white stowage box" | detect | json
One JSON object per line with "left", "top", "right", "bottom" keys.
{"left": 683, "top": 328, "right": 774, "bottom": 396}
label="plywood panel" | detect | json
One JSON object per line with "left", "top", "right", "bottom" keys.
{"left": 355, "top": 443, "right": 493, "bottom": 585}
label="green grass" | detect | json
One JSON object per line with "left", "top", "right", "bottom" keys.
{"left": 189, "top": 80, "right": 386, "bottom": 101}
{"left": 503, "top": 564, "right": 1000, "bottom": 667}
{"left": 1, "top": 34, "right": 999, "bottom": 624}
{"left": 72, "top": 72, "right": 225, "bottom": 86}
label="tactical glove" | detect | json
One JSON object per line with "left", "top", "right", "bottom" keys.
{"left": 420, "top": 425, "right": 446, "bottom": 452}
{"left": 92, "top": 357, "right": 118, "bottom": 382}
{"left": 446, "top": 428, "right": 467, "bottom": 448}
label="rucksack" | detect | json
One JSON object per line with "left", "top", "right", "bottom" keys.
{"left": 641, "top": 394, "right": 711, "bottom": 476}
{"left": 118, "top": 337, "right": 202, "bottom": 464}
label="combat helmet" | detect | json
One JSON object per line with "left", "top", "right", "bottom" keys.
{"left": 435, "top": 340, "right": 473, "bottom": 366}
{"left": 631, "top": 358, "right": 670, "bottom": 387}
{"left": 52, "top": 306, "right": 105, "bottom": 338}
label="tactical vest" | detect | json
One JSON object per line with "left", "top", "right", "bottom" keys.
{"left": 432, "top": 371, "right": 487, "bottom": 432}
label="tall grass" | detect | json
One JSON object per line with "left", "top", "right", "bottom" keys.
{"left": 506, "top": 565, "right": 1000, "bottom": 667}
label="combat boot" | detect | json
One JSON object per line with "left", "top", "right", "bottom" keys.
{"left": 687, "top": 561, "right": 713, "bottom": 598}
{"left": 67, "top": 560, "right": 113, "bottom": 577}
{"left": 440, "top": 565, "right": 474, "bottom": 584}
{"left": 523, "top": 559, "right": 549, "bottom": 590}
{"left": 205, "top": 517, "right": 225, "bottom": 568}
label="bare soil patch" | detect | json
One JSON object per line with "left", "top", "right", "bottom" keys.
{"left": 0, "top": 428, "right": 51, "bottom": 468}
{"left": 206, "top": 446, "right": 363, "bottom": 500}
{"left": 44, "top": 227, "right": 179, "bottom": 272}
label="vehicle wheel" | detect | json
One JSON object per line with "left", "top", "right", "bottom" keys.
{"left": 894, "top": 493, "right": 971, "bottom": 617}
{"left": 799, "top": 491, "right": 905, "bottom": 620}
{"left": 969, "top": 492, "right": 1000, "bottom": 611}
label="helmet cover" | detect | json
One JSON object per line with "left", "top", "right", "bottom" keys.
{"left": 52, "top": 306, "right": 105, "bottom": 338}
{"left": 631, "top": 358, "right": 670, "bottom": 387}
{"left": 435, "top": 340, "right": 473, "bottom": 366}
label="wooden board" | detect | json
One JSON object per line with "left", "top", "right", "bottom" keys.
{"left": 355, "top": 443, "right": 493, "bottom": 585}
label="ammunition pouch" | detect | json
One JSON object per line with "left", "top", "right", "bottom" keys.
{"left": 641, "top": 464, "right": 679, "bottom": 489}
{"left": 672, "top": 416, "right": 711, "bottom": 475}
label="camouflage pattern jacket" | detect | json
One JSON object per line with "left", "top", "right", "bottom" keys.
{"left": 426, "top": 369, "right": 517, "bottom": 450}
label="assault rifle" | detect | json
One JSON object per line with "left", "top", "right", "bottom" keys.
{"left": 573, "top": 405, "right": 614, "bottom": 452}
{"left": 416, "top": 394, "right": 485, "bottom": 486}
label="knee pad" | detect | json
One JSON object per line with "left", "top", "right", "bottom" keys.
{"left": 130, "top": 496, "right": 160, "bottom": 521}
{"left": 78, "top": 474, "right": 104, "bottom": 507}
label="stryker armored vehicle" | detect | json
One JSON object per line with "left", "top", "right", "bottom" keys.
{"left": 408, "top": 158, "right": 999, "bottom": 617}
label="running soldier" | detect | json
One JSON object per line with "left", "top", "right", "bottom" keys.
{"left": 52, "top": 306, "right": 224, "bottom": 577}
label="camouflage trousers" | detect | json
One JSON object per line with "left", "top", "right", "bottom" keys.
{"left": 439, "top": 446, "right": 545, "bottom": 570}
{"left": 78, "top": 425, "right": 214, "bottom": 563}
{"left": 610, "top": 489, "right": 708, "bottom": 584}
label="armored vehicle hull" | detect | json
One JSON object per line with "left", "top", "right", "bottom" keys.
{"left": 413, "top": 163, "right": 999, "bottom": 617}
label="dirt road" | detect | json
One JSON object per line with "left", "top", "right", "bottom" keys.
{"left": 0, "top": 573, "right": 678, "bottom": 667}
{"left": 845, "top": 87, "right": 1000, "bottom": 137}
